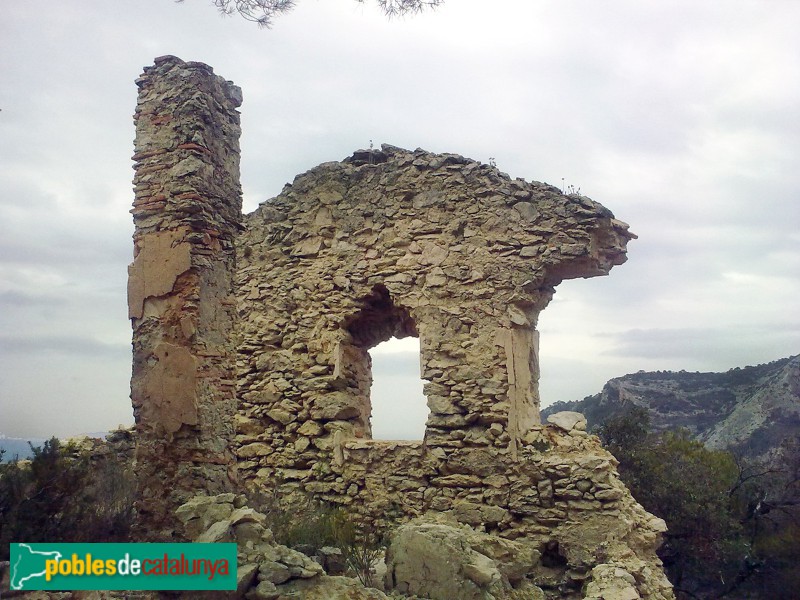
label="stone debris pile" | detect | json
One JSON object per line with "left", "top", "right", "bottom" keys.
{"left": 175, "top": 493, "right": 388, "bottom": 600}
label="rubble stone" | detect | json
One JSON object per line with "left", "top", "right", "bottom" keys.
{"left": 547, "top": 412, "right": 588, "bottom": 432}
{"left": 175, "top": 494, "right": 386, "bottom": 600}
{"left": 385, "top": 515, "right": 545, "bottom": 600}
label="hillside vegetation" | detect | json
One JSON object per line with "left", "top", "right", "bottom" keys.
{"left": 544, "top": 355, "right": 800, "bottom": 461}
{"left": 543, "top": 355, "right": 800, "bottom": 598}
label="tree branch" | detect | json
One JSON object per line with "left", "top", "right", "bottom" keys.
{"left": 180, "top": 0, "right": 444, "bottom": 27}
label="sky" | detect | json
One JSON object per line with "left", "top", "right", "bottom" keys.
{"left": 1, "top": 0, "right": 798, "bottom": 439}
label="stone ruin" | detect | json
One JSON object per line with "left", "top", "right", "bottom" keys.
{"left": 128, "top": 56, "right": 674, "bottom": 598}
{"left": 129, "top": 56, "right": 242, "bottom": 534}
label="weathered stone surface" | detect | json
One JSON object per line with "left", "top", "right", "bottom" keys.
{"left": 584, "top": 564, "right": 642, "bottom": 600}
{"left": 547, "top": 411, "right": 587, "bottom": 432}
{"left": 245, "top": 580, "right": 279, "bottom": 599}
{"left": 233, "top": 144, "right": 639, "bottom": 537}
{"left": 126, "top": 57, "right": 672, "bottom": 599}
{"left": 274, "top": 576, "right": 389, "bottom": 599}
{"left": 129, "top": 55, "right": 242, "bottom": 537}
{"left": 316, "top": 546, "right": 346, "bottom": 576}
{"left": 127, "top": 229, "right": 192, "bottom": 320}
{"left": 177, "top": 494, "right": 385, "bottom": 600}
{"left": 134, "top": 342, "right": 198, "bottom": 435}
{"left": 385, "top": 515, "right": 544, "bottom": 600}
{"left": 237, "top": 563, "right": 260, "bottom": 595}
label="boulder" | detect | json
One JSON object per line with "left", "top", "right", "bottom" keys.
{"left": 385, "top": 515, "right": 544, "bottom": 600}
{"left": 584, "top": 564, "right": 641, "bottom": 600}
{"left": 274, "top": 575, "right": 389, "bottom": 599}
{"left": 546, "top": 411, "right": 587, "bottom": 432}
{"left": 176, "top": 494, "right": 387, "bottom": 600}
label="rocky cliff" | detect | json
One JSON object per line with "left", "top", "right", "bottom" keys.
{"left": 542, "top": 355, "right": 800, "bottom": 459}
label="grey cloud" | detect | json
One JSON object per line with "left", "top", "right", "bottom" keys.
{"left": 0, "top": 334, "right": 129, "bottom": 360}
{"left": 602, "top": 326, "right": 799, "bottom": 367}
{"left": 370, "top": 351, "right": 423, "bottom": 379}
{"left": 0, "top": 193, "right": 132, "bottom": 271}
{"left": 369, "top": 350, "right": 427, "bottom": 440}
{"left": 0, "top": 291, "right": 63, "bottom": 308}
{"left": 538, "top": 356, "right": 619, "bottom": 406}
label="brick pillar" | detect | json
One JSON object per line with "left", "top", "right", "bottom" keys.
{"left": 128, "top": 55, "right": 242, "bottom": 538}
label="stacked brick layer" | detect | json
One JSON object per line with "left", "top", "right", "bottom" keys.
{"left": 129, "top": 55, "right": 243, "bottom": 537}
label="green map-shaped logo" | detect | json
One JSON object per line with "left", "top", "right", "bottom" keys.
{"left": 10, "top": 543, "right": 63, "bottom": 590}
{"left": 8, "top": 542, "right": 237, "bottom": 591}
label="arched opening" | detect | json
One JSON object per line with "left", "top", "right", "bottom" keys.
{"left": 370, "top": 336, "right": 428, "bottom": 440}
{"left": 342, "top": 285, "right": 429, "bottom": 441}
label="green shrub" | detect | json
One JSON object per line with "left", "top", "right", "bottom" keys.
{"left": 597, "top": 411, "right": 800, "bottom": 599}
{"left": 0, "top": 437, "right": 134, "bottom": 559}
{"left": 248, "top": 489, "right": 387, "bottom": 587}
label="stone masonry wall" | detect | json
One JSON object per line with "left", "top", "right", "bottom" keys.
{"left": 128, "top": 56, "right": 243, "bottom": 537}
{"left": 235, "top": 144, "right": 634, "bottom": 485}
{"left": 234, "top": 146, "right": 672, "bottom": 596}
{"left": 342, "top": 423, "right": 673, "bottom": 597}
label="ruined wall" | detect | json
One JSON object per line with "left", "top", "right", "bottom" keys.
{"left": 128, "top": 55, "right": 243, "bottom": 536}
{"left": 235, "top": 144, "right": 633, "bottom": 484}
{"left": 373, "top": 419, "right": 674, "bottom": 599}
{"left": 231, "top": 146, "right": 675, "bottom": 596}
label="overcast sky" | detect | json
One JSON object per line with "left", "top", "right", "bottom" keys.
{"left": 1, "top": 0, "right": 798, "bottom": 439}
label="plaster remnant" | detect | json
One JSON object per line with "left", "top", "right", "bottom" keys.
{"left": 127, "top": 228, "right": 192, "bottom": 319}
{"left": 134, "top": 342, "right": 198, "bottom": 435}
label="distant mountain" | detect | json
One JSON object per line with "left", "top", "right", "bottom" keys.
{"left": 542, "top": 355, "right": 800, "bottom": 460}
{"left": 0, "top": 437, "right": 47, "bottom": 461}
{"left": 0, "top": 432, "right": 112, "bottom": 462}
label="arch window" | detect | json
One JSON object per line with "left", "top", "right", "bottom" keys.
{"left": 343, "top": 285, "right": 428, "bottom": 440}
